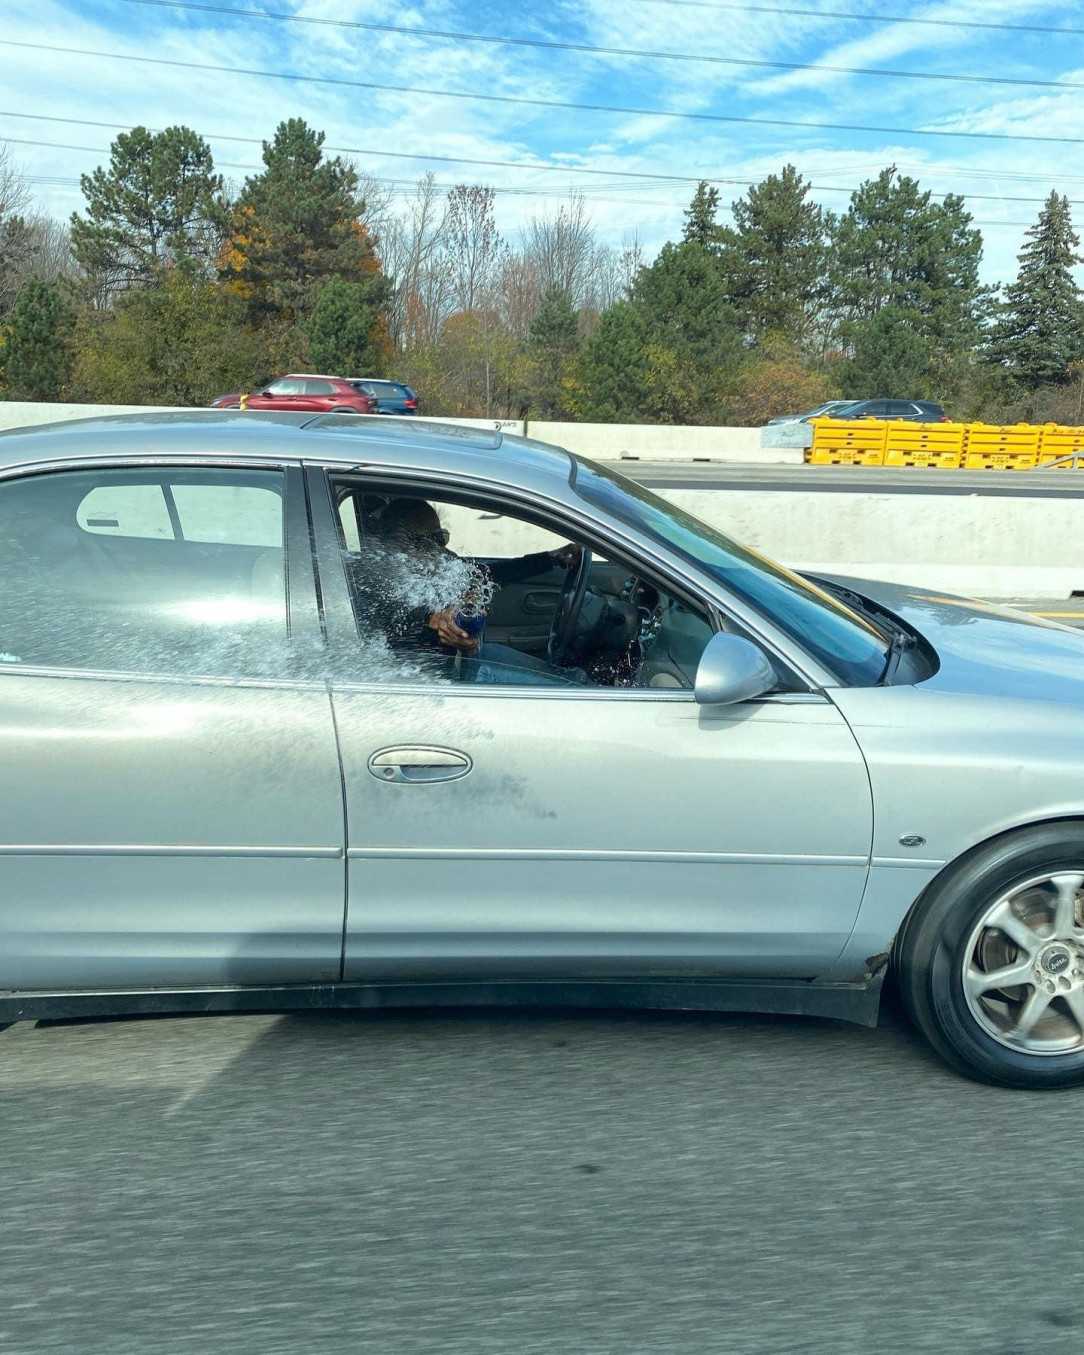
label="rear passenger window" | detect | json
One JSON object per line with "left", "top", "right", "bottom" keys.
{"left": 0, "top": 468, "right": 289, "bottom": 677}
{"left": 304, "top": 380, "right": 335, "bottom": 395}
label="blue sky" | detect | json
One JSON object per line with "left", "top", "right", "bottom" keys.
{"left": 3, "top": 0, "right": 1084, "bottom": 285}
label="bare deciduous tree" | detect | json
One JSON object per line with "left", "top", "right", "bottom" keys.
{"left": 524, "top": 191, "right": 598, "bottom": 306}
{"left": 444, "top": 185, "right": 506, "bottom": 414}
{"left": 382, "top": 173, "right": 455, "bottom": 349}
{"left": 0, "top": 143, "right": 75, "bottom": 312}
{"left": 446, "top": 184, "right": 502, "bottom": 312}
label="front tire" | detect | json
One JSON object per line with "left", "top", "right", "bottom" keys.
{"left": 896, "top": 823, "right": 1084, "bottom": 1088}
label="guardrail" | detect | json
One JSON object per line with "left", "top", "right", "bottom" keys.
{"left": 807, "top": 419, "right": 1084, "bottom": 470}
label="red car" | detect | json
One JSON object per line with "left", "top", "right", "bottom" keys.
{"left": 210, "top": 374, "right": 377, "bottom": 415}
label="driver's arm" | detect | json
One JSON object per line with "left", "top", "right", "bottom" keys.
{"left": 488, "top": 545, "right": 581, "bottom": 585}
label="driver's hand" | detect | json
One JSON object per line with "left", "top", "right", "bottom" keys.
{"left": 428, "top": 608, "right": 481, "bottom": 652}
{"left": 550, "top": 544, "right": 582, "bottom": 569}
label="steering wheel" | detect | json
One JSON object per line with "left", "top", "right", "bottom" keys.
{"left": 547, "top": 548, "right": 593, "bottom": 665}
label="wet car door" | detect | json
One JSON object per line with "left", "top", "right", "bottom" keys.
{"left": 310, "top": 470, "right": 874, "bottom": 982}
{"left": 0, "top": 463, "right": 346, "bottom": 992}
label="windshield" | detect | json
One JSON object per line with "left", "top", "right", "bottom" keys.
{"left": 571, "top": 459, "right": 890, "bottom": 686}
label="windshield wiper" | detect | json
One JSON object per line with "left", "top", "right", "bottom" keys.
{"left": 879, "top": 627, "right": 917, "bottom": 684}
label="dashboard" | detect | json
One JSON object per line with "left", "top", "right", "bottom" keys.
{"left": 616, "top": 574, "right": 715, "bottom": 686}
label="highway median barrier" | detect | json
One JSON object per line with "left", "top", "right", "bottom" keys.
{"left": 807, "top": 418, "right": 1084, "bottom": 470}
{"left": 806, "top": 417, "right": 888, "bottom": 465}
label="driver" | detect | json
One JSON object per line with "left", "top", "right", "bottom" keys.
{"left": 348, "top": 497, "right": 586, "bottom": 684}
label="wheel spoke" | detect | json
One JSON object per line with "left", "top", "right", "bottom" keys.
{"left": 1011, "top": 986, "right": 1054, "bottom": 1042}
{"left": 1050, "top": 873, "right": 1084, "bottom": 938}
{"left": 987, "top": 899, "right": 1046, "bottom": 956}
{"left": 1065, "top": 988, "right": 1084, "bottom": 1038}
{"left": 966, "top": 961, "right": 1034, "bottom": 998}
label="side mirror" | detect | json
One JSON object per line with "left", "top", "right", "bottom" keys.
{"left": 694, "top": 633, "right": 776, "bottom": 706}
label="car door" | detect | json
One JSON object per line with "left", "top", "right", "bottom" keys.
{"left": 248, "top": 378, "right": 305, "bottom": 410}
{"left": 308, "top": 469, "right": 874, "bottom": 982}
{"left": 0, "top": 462, "right": 346, "bottom": 992}
{"left": 299, "top": 379, "right": 341, "bottom": 412}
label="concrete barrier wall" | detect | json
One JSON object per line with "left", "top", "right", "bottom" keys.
{"left": 526, "top": 419, "right": 802, "bottom": 464}
{"left": 0, "top": 402, "right": 193, "bottom": 430}
{"left": 659, "top": 487, "right": 1084, "bottom": 600}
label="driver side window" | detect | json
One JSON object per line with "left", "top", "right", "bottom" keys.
{"left": 329, "top": 479, "right": 717, "bottom": 691}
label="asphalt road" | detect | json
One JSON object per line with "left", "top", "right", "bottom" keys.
{"left": 4, "top": 1001, "right": 1083, "bottom": 1355}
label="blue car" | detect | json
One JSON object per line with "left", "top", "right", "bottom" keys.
{"left": 349, "top": 379, "right": 419, "bottom": 415}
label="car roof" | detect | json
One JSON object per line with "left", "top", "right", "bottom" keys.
{"left": 0, "top": 410, "right": 573, "bottom": 488}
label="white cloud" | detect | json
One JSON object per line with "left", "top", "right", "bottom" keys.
{"left": 1, "top": 0, "right": 1082, "bottom": 283}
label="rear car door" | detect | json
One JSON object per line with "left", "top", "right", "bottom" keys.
{"left": 0, "top": 462, "right": 346, "bottom": 992}
{"left": 300, "top": 379, "right": 341, "bottom": 412}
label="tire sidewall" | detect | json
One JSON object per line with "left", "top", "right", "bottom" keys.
{"left": 903, "top": 825, "right": 1084, "bottom": 1089}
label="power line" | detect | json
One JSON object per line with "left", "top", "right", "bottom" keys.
{"left": 626, "top": 0, "right": 1084, "bottom": 38}
{"left": 18, "top": 171, "right": 1041, "bottom": 229}
{"left": 6, "top": 40, "right": 1084, "bottom": 145}
{"left": 15, "top": 172, "right": 1046, "bottom": 227}
{"left": 6, "top": 109, "right": 1084, "bottom": 191}
{"left": 0, "top": 112, "right": 773, "bottom": 188}
{"left": 13, "top": 133, "right": 1081, "bottom": 213}
{"left": 113, "top": 0, "right": 1084, "bottom": 93}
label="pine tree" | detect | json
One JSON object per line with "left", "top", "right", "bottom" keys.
{"left": 573, "top": 301, "right": 648, "bottom": 422}
{"left": 0, "top": 277, "right": 75, "bottom": 400}
{"left": 718, "top": 165, "right": 829, "bottom": 345}
{"left": 70, "top": 126, "right": 225, "bottom": 296}
{"left": 575, "top": 243, "right": 742, "bottom": 423}
{"left": 528, "top": 285, "right": 580, "bottom": 417}
{"left": 306, "top": 273, "right": 394, "bottom": 376}
{"left": 632, "top": 241, "right": 743, "bottom": 421}
{"left": 986, "top": 192, "right": 1084, "bottom": 387}
{"left": 682, "top": 182, "right": 724, "bottom": 254}
{"left": 221, "top": 119, "right": 384, "bottom": 323}
{"left": 846, "top": 306, "right": 930, "bottom": 399}
{"left": 830, "top": 168, "right": 986, "bottom": 380}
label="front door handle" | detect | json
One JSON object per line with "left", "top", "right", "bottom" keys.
{"left": 368, "top": 746, "right": 473, "bottom": 784}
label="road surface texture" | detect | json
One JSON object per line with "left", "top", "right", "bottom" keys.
{"left": 3, "top": 999, "right": 1083, "bottom": 1355}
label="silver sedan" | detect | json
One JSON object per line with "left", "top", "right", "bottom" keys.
{"left": 1, "top": 411, "right": 1083, "bottom": 1089}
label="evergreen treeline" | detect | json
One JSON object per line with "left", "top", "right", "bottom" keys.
{"left": 2, "top": 121, "right": 1083, "bottom": 425}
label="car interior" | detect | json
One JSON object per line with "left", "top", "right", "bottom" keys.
{"left": 331, "top": 479, "right": 722, "bottom": 690}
